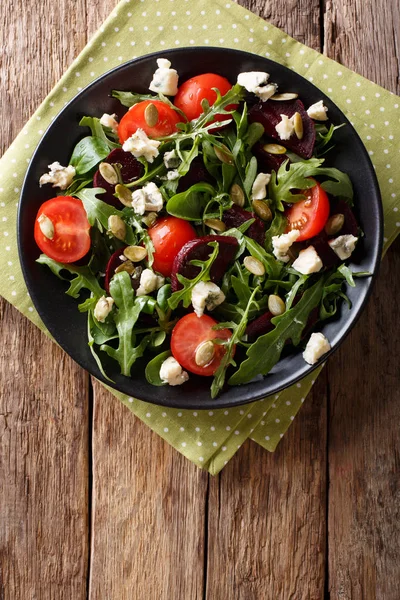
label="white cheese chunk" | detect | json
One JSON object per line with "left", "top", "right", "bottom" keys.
{"left": 191, "top": 281, "right": 226, "bottom": 318}
{"left": 307, "top": 100, "right": 329, "bottom": 121}
{"left": 163, "top": 149, "right": 180, "bottom": 169}
{"left": 94, "top": 296, "right": 114, "bottom": 323}
{"left": 303, "top": 332, "right": 331, "bottom": 365}
{"left": 136, "top": 268, "right": 165, "bottom": 296}
{"left": 167, "top": 169, "right": 180, "bottom": 181}
{"left": 159, "top": 356, "right": 189, "bottom": 386}
{"left": 292, "top": 246, "right": 323, "bottom": 274}
{"left": 251, "top": 172, "right": 271, "bottom": 200}
{"left": 272, "top": 230, "right": 300, "bottom": 263}
{"left": 142, "top": 182, "right": 164, "bottom": 212}
{"left": 39, "top": 162, "right": 76, "bottom": 190}
{"left": 275, "top": 114, "right": 295, "bottom": 141}
{"left": 100, "top": 113, "right": 119, "bottom": 132}
{"left": 149, "top": 58, "right": 179, "bottom": 96}
{"left": 328, "top": 235, "right": 358, "bottom": 260}
{"left": 237, "top": 71, "right": 278, "bottom": 101}
{"left": 131, "top": 189, "right": 146, "bottom": 215}
{"left": 122, "top": 128, "right": 160, "bottom": 163}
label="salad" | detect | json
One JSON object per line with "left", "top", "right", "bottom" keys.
{"left": 33, "top": 57, "right": 364, "bottom": 398}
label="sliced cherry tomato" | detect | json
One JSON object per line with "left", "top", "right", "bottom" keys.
{"left": 171, "top": 313, "right": 233, "bottom": 376}
{"left": 118, "top": 100, "right": 181, "bottom": 143}
{"left": 285, "top": 180, "right": 330, "bottom": 241}
{"left": 148, "top": 216, "right": 197, "bottom": 277}
{"left": 174, "top": 73, "right": 237, "bottom": 124}
{"left": 34, "top": 196, "right": 91, "bottom": 263}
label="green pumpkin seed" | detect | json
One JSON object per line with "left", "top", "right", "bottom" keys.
{"left": 262, "top": 143, "right": 287, "bottom": 155}
{"left": 99, "top": 162, "right": 119, "bottom": 185}
{"left": 214, "top": 144, "right": 234, "bottom": 165}
{"left": 268, "top": 294, "right": 286, "bottom": 316}
{"left": 115, "top": 260, "right": 135, "bottom": 275}
{"left": 230, "top": 183, "right": 245, "bottom": 207}
{"left": 293, "top": 112, "right": 304, "bottom": 140}
{"left": 325, "top": 213, "right": 345, "bottom": 236}
{"left": 195, "top": 341, "right": 215, "bottom": 367}
{"left": 204, "top": 218, "right": 226, "bottom": 232}
{"left": 252, "top": 200, "right": 273, "bottom": 222}
{"left": 144, "top": 103, "right": 159, "bottom": 128}
{"left": 108, "top": 214, "right": 126, "bottom": 241}
{"left": 270, "top": 93, "right": 299, "bottom": 101}
{"left": 244, "top": 256, "right": 265, "bottom": 276}
{"left": 115, "top": 184, "right": 133, "bottom": 207}
{"left": 37, "top": 213, "right": 54, "bottom": 240}
{"left": 123, "top": 245, "right": 148, "bottom": 262}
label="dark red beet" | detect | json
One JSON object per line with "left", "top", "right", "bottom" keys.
{"left": 104, "top": 247, "right": 142, "bottom": 293}
{"left": 253, "top": 142, "right": 289, "bottom": 173}
{"left": 222, "top": 205, "right": 265, "bottom": 246}
{"left": 170, "top": 235, "right": 239, "bottom": 291}
{"left": 177, "top": 157, "right": 215, "bottom": 192}
{"left": 307, "top": 232, "right": 340, "bottom": 269}
{"left": 93, "top": 148, "right": 144, "bottom": 208}
{"left": 331, "top": 199, "right": 359, "bottom": 236}
{"left": 246, "top": 311, "right": 274, "bottom": 341}
{"left": 249, "top": 99, "right": 316, "bottom": 159}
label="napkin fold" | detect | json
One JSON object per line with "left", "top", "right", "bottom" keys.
{"left": 1, "top": 0, "right": 399, "bottom": 474}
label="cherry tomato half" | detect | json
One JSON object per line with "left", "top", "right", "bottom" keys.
{"left": 148, "top": 216, "right": 197, "bottom": 277}
{"left": 171, "top": 313, "right": 233, "bottom": 376}
{"left": 174, "top": 73, "right": 237, "bottom": 124}
{"left": 34, "top": 196, "right": 91, "bottom": 263}
{"left": 118, "top": 100, "right": 181, "bottom": 143}
{"left": 285, "top": 180, "right": 330, "bottom": 241}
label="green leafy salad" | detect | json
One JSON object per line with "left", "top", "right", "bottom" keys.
{"left": 33, "top": 58, "right": 365, "bottom": 398}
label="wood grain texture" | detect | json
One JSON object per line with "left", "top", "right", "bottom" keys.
{"left": 206, "top": 374, "right": 327, "bottom": 600}
{"left": 89, "top": 381, "right": 208, "bottom": 600}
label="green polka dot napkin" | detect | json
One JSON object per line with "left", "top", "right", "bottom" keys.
{"left": 1, "top": 0, "right": 399, "bottom": 474}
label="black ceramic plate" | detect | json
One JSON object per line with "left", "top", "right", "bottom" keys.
{"left": 18, "top": 47, "right": 383, "bottom": 409}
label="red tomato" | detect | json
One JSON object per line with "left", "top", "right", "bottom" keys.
{"left": 174, "top": 73, "right": 237, "bottom": 124}
{"left": 171, "top": 313, "right": 233, "bottom": 376}
{"left": 286, "top": 180, "right": 330, "bottom": 241}
{"left": 34, "top": 196, "right": 91, "bottom": 263}
{"left": 118, "top": 100, "right": 181, "bottom": 143}
{"left": 148, "top": 216, "right": 197, "bottom": 277}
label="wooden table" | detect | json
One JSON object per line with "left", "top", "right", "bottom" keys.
{"left": 1, "top": 1, "right": 399, "bottom": 598}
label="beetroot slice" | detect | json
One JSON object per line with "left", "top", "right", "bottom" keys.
{"left": 104, "top": 247, "right": 142, "bottom": 293}
{"left": 177, "top": 157, "right": 215, "bottom": 192}
{"left": 93, "top": 148, "right": 144, "bottom": 208}
{"left": 331, "top": 199, "right": 359, "bottom": 236}
{"left": 306, "top": 232, "right": 340, "bottom": 270}
{"left": 253, "top": 142, "right": 289, "bottom": 173}
{"left": 170, "top": 235, "right": 239, "bottom": 291}
{"left": 222, "top": 205, "right": 265, "bottom": 246}
{"left": 246, "top": 311, "right": 274, "bottom": 341}
{"left": 249, "top": 99, "right": 316, "bottom": 159}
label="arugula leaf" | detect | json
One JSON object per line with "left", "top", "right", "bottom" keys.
{"left": 264, "top": 210, "right": 287, "bottom": 251}
{"left": 244, "top": 122, "right": 264, "bottom": 149}
{"left": 36, "top": 254, "right": 105, "bottom": 299}
{"left": 145, "top": 350, "right": 172, "bottom": 386}
{"left": 100, "top": 272, "right": 151, "bottom": 376}
{"left": 229, "top": 276, "right": 326, "bottom": 385}
{"left": 318, "top": 168, "right": 353, "bottom": 200}
{"left": 79, "top": 116, "right": 120, "bottom": 150}
{"left": 111, "top": 90, "right": 157, "bottom": 107}
{"left": 168, "top": 242, "right": 219, "bottom": 310}
{"left": 315, "top": 123, "right": 345, "bottom": 155}
{"left": 87, "top": 311, "right": 115, "bottom": 382}
{"left": 75, "top": 188, "right": 137, "bottom": 245}
{"left": 269, "top": 158, "right": 322, "bottom": 210}
{"left": 337, "top": 264, "right": 356, "bottom": 287}
{"left": 193, "top": 84, "right": 245, "bottom": 131}
{"left": 70, "top": 136, "right": 110, "bottom": 175}
{"left": 166, "top": 183, "right": 215, "bottom": 220}
{"left": 244, "top": 236, "right": 282, "bottom": 279}
{"left": 211, "top": 286, "right": 259, "bottom": 398}
{"left": 243, "top": 156, "right": 258, "bottom": 198}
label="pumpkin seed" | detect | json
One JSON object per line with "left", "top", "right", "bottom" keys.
{"left": 262, "top": 143, "right": 287, "bottom": 155}
{"left": 195, "top": 340, "right": 215, "bottom": 367}
{"left": 37, "top": 213, "right": 54, "bottom": 240}
{"left": 144, "top": 102, "right": 159, "bottom": 128}
{"left": 214, "top": 144, "right": 234, "bottom": 165}
{"left": 270, "top": 92, "right": 299, "bottom": 101}
{"left": 99, "top": 162, "right": 119, "bottom": 185}
{"left": 325, "top": 213, "right": 345, "bottom": 236}
{"left": 142, "top": 212, "right": 158, "bottom": 227}
{"left": 108, "top": 214, "right": 126, "bottom": 241}
{"left": 230, "top": 183, "right": 245, "bottom": 207}
{"left": 123, "top": 245, "right": 148, "bottom": 262}
{"left": 115, "top": 184, "right": 133, "bottom": 207}
{"left": 204, "top": 218, "right": 226, "bottom": 232}
{"left": 243, "top": 256, "right": 265, "bottom": 276}
{"left": 293, "top": 112, "right": 304, "bottom": 140}
{"left": 115, "top": 260, "right": 135, "bottom": 275}
{"left": 268, "top": 294, "right": 286, "bottom": 316}
{"left": 252, "top": 200, "right": 273, "bottom": 222}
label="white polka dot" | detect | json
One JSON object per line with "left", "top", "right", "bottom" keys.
{"left": 296, "top": 383, "right": 301, "bottom": 388}
{"left": 146, "top": 412, "right": 151, "bottom": 417}
{"left": 346, "top": 99, "right": 351, "bottom": 104}
{"left": 265, "top": 435, "right": 270, "bottom": 441}
{"left": 226, "top": 426, "right": 231, "bottom": 431}
{"left": 286, "top": 400, "right": 291, "bottom": 405}
{"left": 386, "top": 164, "right": 391, "bottom": 169}
{"left": 213, "top": 442, "right": 217, "bottom": 447}
{"left": 181, "top": 442, "right": 186, "bottom": 447}
{"left": 195, "top": 427, "right": 200, "bottom": 432}
{"left": 197, "top": 441, "right": 202, "bottom": 446}
{"left": 162, "top": 412, "right": 167, "bottom": 417}
{"left": 11, "top": 291, "right": 16, "bottom": 296}
{"left": 342, "top": 85, "right": 347, "bottom": 90}
{"left": 199, "top": 457, "right": 204, "bottom": 462}
{"left": 280, "top": 433, "right": 284, "bottom": 438}
{"left": 28, "top": 307, "right": 33, "bottom": 312}
{"left": 5, "top": 246, "right": 10, "bottom": 251}
{"left": 396, "top": 222, "right": 400, "bottom": 228}
{"left": 222, "top": 446, "right": 227, "bottom": 451}
{"left": 210, "top": 426, "right": 215, "bottom": 431}
{"left": 239, "top": 410, "right": 244, "bottom": 415}
{"left": 208, "top": 411, "right": 214, "bottom": 416}
{"left": 247, "top": 414, "right": 252, "bottom": 419}
{"left": 180, "top": 427, "right": 185, "bottom": 432}
{"left": 193, "top": 412, "right": 197, "bottom": 417}
{"left": 3, "top": 231, "right": 9, "bottom": 236}
{"left": 128, "top": 397, "right": 133, "bottom": 403}
{"left": 163, "top": 427, "right": 168, "bottom": 433}
{"left": 177, "top": 412, "right": 182, "bottom": 417}
{"left": 75, "top": 72, "right": 80, "bottom": 77}
{"left": 7, "top": 261, "right": 12, "bottom": 266}
{"left": 393, "top": 206, "right": 398, "bottom": 211}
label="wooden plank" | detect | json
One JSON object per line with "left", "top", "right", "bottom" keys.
{"left": 89, "top": 381, "right": 208, "bottom": 600}
{"left": 324, "top": 1, "right": 400, "bottom": 597}
{"left": 206, "top": 3, "right": 327, "bottom": 599}
{"left": 0, "top": 1, "right": 90, "bottom": 598}
{"left": 206, "top": 375, "right": 327, "bottom": 600}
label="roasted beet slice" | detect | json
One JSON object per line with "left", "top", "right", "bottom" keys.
{"left": 307, "top": 233, "right": 340, "bottom": 269}
{"left": 104, "top": 247, "right": 142, "bottom": 293}
{"left": 93, "top": 148, "right": 144, "bottom": 208}
{"left": 249, "top": 99, "right": 316, "bottom": 159}
{"left": 331, "top": 199, "right": 359, "bottom": 237}
{"left": 177, "top": 157, "right": 215, "bottom": 192}
{"left": 253, "top": 142, "right": 289, "bottom": 173}
{"left": 222, "top": 205, "right": 265, "bottom": 246}
{"left": 170, "top": 235, "right": 238, "bottom": 291}
{"left": 246, "top": 311, "right": 274, "bottom": 341}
